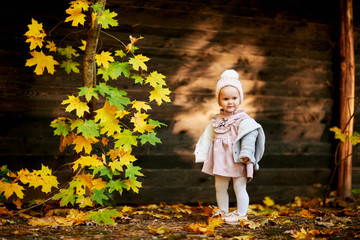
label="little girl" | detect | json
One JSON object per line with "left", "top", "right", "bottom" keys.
{"left": 194, "top": 69, "right": 265, "bottom": 225}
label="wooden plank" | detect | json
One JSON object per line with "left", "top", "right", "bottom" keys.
{"left": 108, "top": 3, "right": 334, "bottom": 40}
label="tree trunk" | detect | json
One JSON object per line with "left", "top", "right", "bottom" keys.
{"left": 82, "top": 0, "right": 106, "bottom": 117}
{"left": 337, "top": 0, "right": 354, "bottom": 199}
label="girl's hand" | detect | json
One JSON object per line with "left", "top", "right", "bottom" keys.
{"left": 239, "top": 156, "right": 250, "bottom": 163}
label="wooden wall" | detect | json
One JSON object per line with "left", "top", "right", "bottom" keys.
{"left": 1, "top": 0, "right": 359, "bottom": 204}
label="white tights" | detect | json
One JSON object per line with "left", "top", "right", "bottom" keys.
{"left": 215, "top": 175, "right": 249, "bottom": 216}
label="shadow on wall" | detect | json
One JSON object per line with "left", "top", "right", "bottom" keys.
{"left": 152, "top": 2, "right": 336, "bottom": 169}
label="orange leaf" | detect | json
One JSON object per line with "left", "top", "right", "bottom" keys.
{"left": 298, "top": 209, "right": 315, "bottom": 218}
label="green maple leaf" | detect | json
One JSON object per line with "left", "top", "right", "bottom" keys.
{"left": 76, "top": 119, "right": 100, "bottom": 138}
{"left": 114, "top": 129, "right": 137, "bottom": 151}
{"left": 91, "top": 188, "right": 109, "bottom": 206}
{"left": 57, "top": 46, "right": 79, "bottom": 58}
{"left": 53, "top": 188, "right": 76, "bottom": 207}
{"left": 98, "top": 62, "right": 131, "bottom": 81}
{"left": 125, "top": 163, "right": 143, "bottom": 180}
{"left": 69, "top": 118, "right": 84, "bottom": 131}
{"left": 95, "top": 82, "right": 114, "bottom": 96}
{"left": 131, "top": 74, "right": 144, "bottom": 84}
{"left": 350, "top": 131, "right": 360, "bottom": 146}
{"left": 148, "top": 119, "right": 167, "bottom": 128}
{"left": 78, "top": 86, "right": 99, "bottom": 102}
{"left": 91, "top": 3, "right": 103, "bottom": 12}
{"left": 115, "top": 49, "right": 125, "bottom": 58}
{"left": 90, "top": 165, "right": 118, "bottom": 179}
{"left": 129, "top": 54, "right": 149, "bottom": 71}
{"left": 87, "top": 208, "right": 119, "bottom": 225}
{"left": 97, "top": 67, "right": 112, "bottom": 81}
{"left": 139, "top": 132, "right": 162, "bottom": 146}
{"left": 97, "top": 9, "right": 118, "bottom": 29}
{"left": 107, "top": 88, "right": 131, "bottom": 110}
{"left": 50, "top": 117, "right": 71, "bottom": 136}
{"left": 61, "top": 59, "right": 80, "bottom": 74}
{"left": 111, "top": 62, "right": 131, "bottom": 78}
{"left": 106, "top": 179, "right": 128, "bottom": 194}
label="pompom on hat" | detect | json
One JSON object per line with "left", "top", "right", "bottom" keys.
{"left": 215, "top": 69, "right": 244, "bottom": 104}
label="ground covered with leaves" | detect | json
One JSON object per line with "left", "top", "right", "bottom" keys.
{"left": 0, "top": 196, "right": 359, "bottom": 240}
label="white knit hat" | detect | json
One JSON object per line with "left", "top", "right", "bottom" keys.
{"left": 215, "top": 69, "right": 244, "bottom": 104}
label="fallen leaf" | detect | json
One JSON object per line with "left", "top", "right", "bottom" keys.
{"left": 263, "top": 196, "right": 275, "bottom": 207}
{"left": 148, "top": 225, "right": 167, "bottom": 235}
{"left": 316, "top": 220, "right": 335, "bottom": 228}
{"left": 298, "top": 209, "right": 315, "bottom": 218}
{"left": 239, "top": 219, "right": 261, "bottom": 229}
{"left": 233, "top": 235, "right": 255, "bottom": 240}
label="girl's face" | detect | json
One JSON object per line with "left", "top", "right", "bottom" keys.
{"left": 219, "top": 86, "right": 240, "bottom": 113}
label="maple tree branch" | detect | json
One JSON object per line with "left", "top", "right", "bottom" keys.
{"left": 100, "top": 30, "right": 127, "bottom": 50}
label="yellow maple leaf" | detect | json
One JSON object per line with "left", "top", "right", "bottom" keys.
{"left": 0, "top": 181, "right": 25, "bottom": 199}
{"left": 16, "top": 168, "right": 32, "bottom": 184}
{"left": 149, "top": 85, "right": 171, "bottom": 106}
{"left": 145, "top": 71, "right": 166, "bottom": 87}
{"left": 129, "top": 54, "right": 149, "bottom": 71}
{"left": 72, "top": 173, "right": 93, "bottom": 195}
{"left": 65, "top": 7, "right": 86, "bottom": 26}
{"left": 72, "top": 155, "right": 103, "bottom": 171}
{"left": 61, "top": 95, "right": 90, "bottom": 118}
{"left": 148, "top": 225, "right": 167, "bottom": 235}
{"left": 69, "top": 0, "right": 90, "bottom": 11}
{"left": 183, "top": 217, "right": 223, "bottom": 235}
{"left": 115, "top": 110, "right": 130, "bottom": 119}
{"left": 263, "top": 196, "right": 275, "bottom": 207}
{"left": 72, "top": 135, "right": 98, "bottom": 154}
{"left": 25, "top": 165, "right": 59, "bottom": 194}
{"left": 124, "top": 178, "right": 142, "bottom": 193}
{"left": 239, "top": 219, "right": 261, "bottom": 229}
{"left": 41, "top": 175, "right": 59, "bottom": 193}
{"left": 79, "top": 39, "right": 87, "bottom": 51}
{"left": 131, "top": 112, "right": 149, "bottom": 133}
{"left": 288, "top": 227, "right": 311, "bottom": 239}
{"left": 122, "top": 206, "right": 133, "bottom": 213}
{"left": 108, "top": 160, "right": 125, "bottom": 172}
{"left": 95, "top": 51, "right": 114, "bottom": 68}
{"left": 46, "top": 41, "right": 57, "bottom": 52}
{"left": 99, "top": 119, "right": 121, "bottom": 136}
{"left": 132, "top": 100, "right": 152, "bottom": 112}
{"left": 76, "top": 196, "right": 94, "bottom": 208}
{"left": 94, "top": 100, "right": 118, "bottom": 124}
{"left": 24, "top": 18, "right": 46, "bottom": 50}
{"left": 25, "top": 50, "right": 60, "bottom": 75}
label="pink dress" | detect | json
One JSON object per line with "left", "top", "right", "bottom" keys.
{"left": 202, "top": 109, "right": 250, "bottom": 178}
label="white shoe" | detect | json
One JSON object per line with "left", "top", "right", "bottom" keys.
{"left": 223, "top": 211, "right": 247, "bottom": 225}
